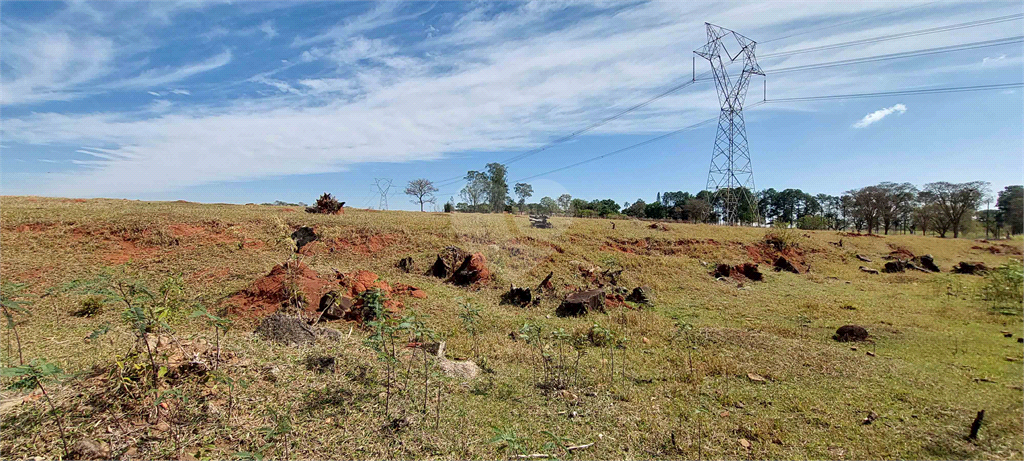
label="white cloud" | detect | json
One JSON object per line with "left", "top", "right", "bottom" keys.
{"left": 114, "top": 50, "right": 232, "bottom": 89}
{"left": 148, "top": 91, "right": 162, "bottom": 96}
{"left": 853, "top": 103, "right": 907, "bottom": 128}
{"left": 982, "top": 54, "right": 1006, "bottom": 65}
{"left": 170, "top": 89, "right": 191, "bottom": 95}
{"left": 4, "top": 1, "right": 1021, "bottom": 197}
{"left": 258, "top": 21, "right": 278, "bottom": 39}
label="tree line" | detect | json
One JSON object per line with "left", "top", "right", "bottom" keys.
{"left": 403, "top": 170, "right": 1022, "bottom": 238}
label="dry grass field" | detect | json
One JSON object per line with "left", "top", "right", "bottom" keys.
{"left": 1, "top": 196, "right": 1022, "bottom": 460}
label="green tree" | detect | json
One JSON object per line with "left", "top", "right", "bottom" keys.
{"left": 922, "top": 181, "right": 988, "bottom": 238}
{"left": 514, "top": 182, "right": 533, "bottom": 213}
{"left": 644, "top": 201, "right": 666, "bottom": 219}
{"left": 460, "top": 171, "right": 490, "bottom": 211}
{"left": 997, "top": 185, "right": 1023, "bottom": 235}
{"left": 486, "top": 163, "right": 509, "bottom": 213}
{"left": 623, "top": 199, "right": 646, "bottom": 217}
{"left": 557, "top": 194, "right": 572, "bottom": 215}
{"left": 539, "top": 196, "right": 557, "bottom": 215}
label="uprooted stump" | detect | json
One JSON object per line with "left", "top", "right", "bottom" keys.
{"left": 537, "top": 271, "right": 554, "bottom": 291}
{"left": 501, "top": 284, "right": 536, "bottom": 307}
{"left": 317, "top": 291, "right": 358, "bottom": 322}
{"left": 290, "top": 226, "right": 317, "bottom": 251}
{"left": 428, "top": 246, "right": 469, "bottom": 278}
{"left": 859, "top": 266, "right": 880, "bottom": 274}
{"left": 556, "top": 289, "right": 605, "bottom": 317}
{"left": 774, "top": 256, "right": 802, "bottom": 274}
{"left": 256, "top": 313, "right": 316, "bottom": 346}
{"left": 833, "top": 325, "right": 869, "bottom": 342}
{"left": 448, "top": 253, "right": 491, "bottom": 286}
{"left": 397, "top": 256, "right": 414, "bottom": 273}
{"left": 712, "top": 264, "right": 732, "bottom": 278}
{"left": 914, "top": 254, "right": 940, "bottom": 272}
{"left": 856, "top": 254, "right": 872, "bottom": 262}
{"left": 953, "top": 261, "right": 988, "bottom": 275}
{"left": 883, "top": 261, "right": 906, "bottom": 273}
{"left": 529, "top": 215, "right": 553, "bottom": 229}
{"left": 736, "top": 263, "right": 763, "bottom": 281}
{"left": 625, "top": 286, "right": 654, "bottom": 305}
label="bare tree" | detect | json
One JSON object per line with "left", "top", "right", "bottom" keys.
{"left": 405, "top": 178, "right": 439, "bottom": 212}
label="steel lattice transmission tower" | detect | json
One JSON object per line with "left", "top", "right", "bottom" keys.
{"left": 695, "top": 23, "right": 764, "bottom": 225}
{"left": 374, "top": 178, "right": 393, "bottom": 210}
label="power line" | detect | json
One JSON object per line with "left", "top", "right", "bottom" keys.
{"left": 690, "top": 35, "right": 1023, "bottom": 81}
{"left": 761, "top": 13, "right": 1023, "bottom": 59}
{"left": 505, "top": 81, "right": 1023, "bottom": 183}
{"left": 433, "top": 12, "right": 1023, "bottom": 191}
{"left": 765, "top": 82, "right": 1024, "bottom": 102}
{"left": 759, "top": 1, "right": 941, "bottom": 44}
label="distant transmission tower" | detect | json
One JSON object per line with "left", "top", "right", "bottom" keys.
{"left": 695, "top": 23, "right": 764, "bottom": 225}
{"left": 374, "top": 178, "right": 393, "bottom": 210}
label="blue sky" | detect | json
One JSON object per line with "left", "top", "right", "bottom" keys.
{"left": 2, "top": 1, "right": 1021, "bottom": 210}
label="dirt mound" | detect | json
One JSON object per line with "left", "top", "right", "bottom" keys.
{"left": 448, "top": 253, "right": 491, "bottom": 286}
{"left": 833, "top": 325, "right": 869, "bottom": 342}
{"left": 319, "top": 270, "right": 427, "bottom": 322}
{"left": 429, "top": 246, "right": 470, "bottom": 278}
{"left": 774, "top": 256, "right": 803, "bottom": 274}
{"left": 602, "top": 237, "right": 720, "bottom": 256}
{"left": 228, "top": 261, "right": 334, "bottom": 318}
{"left": 887, "top": 246, "right": 915, "bottom": 260}
{"left": 972, "top": 244, "right": 1023, "bottom": 256}
{"left": 746, "top": 242, "right": 807, "bottom": 272}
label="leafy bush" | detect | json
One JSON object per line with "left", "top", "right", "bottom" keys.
{"left": 981, "top": 260, "right": 1023, "bottom": 314}
{"left": 796, "top": 215, "right": 829, "bottom": 230}
{"left": 764, "top": 226, "right": 800, "bottom": 251}
{"left": 73, "top": 296, "right": 104, "bottom": 317}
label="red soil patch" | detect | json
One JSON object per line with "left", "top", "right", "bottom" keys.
{"left": 228, "top": 261, "right": 334, "bottom": 318}
{"left": 972, "top": 244, "right": 1023, "bottom": 256}
{"left": 13, "top": 223, "right": 59, "bottom": 232}
{"left": 605, "top": 292, "right": 626, "bottom": 308}
{"left": 299, "top": 233, "right": 400, "bottom": 256}
{"left": 887, "top": 245, "right": 915, "bottom": 260}
{"left": 102, "top": 240, "right": 161, "bottom": 264}
{"left": 336, "top": 270, "right": 428, "bottom": 315}
{"left": 280, "top": 208, "right": 298, "bottom": 213}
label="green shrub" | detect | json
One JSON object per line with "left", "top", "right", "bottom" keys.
{"left": 73, "top": 296, "right": 104, "bottom": 317}
{"left": 764, "top": 226, "right": 800, "bottom": 251}
{"left": 981, "top": 260, "right": 1023, "bottom": 314}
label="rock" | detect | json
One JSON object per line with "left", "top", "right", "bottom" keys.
{"left": 397, "top": 256, "right": 414, "bottom": 273}
{"left": 625, "top": 286, "right": 654, "bottom": 304}
{"left": 290, "top": 226, "right": 317, "bottom": 251}
{"left": 736, "top": 263, "right": 763, "bottom": 281}
{"left": 833, "top": 325, "right": 869, "bottom": 342}
{"left": 317, "top": 291, "right": 356, "bottom": 321}
{"left": 255, "top": 313, "right": 316, "bottom": 346}
{"left": 712, "top": 264, "right": 731, "bottom": 278}
{"left": 556, "top": 289, "right": 605, "bottom": 317}
{"left": 914, "top": 254, "right": 940, "bottom": 272}
{"left": 448, "top": 253, "right": 491, "bottom": 286}
{"left": 738, "top": 438, "right": 751, "bottom": 449}
{"left": 70, "top": 439, "right": 110, "bottom": 460}
{"left": 438, "top": 358, "right": 481, "bottom": 380}
{"left": 856, "top": 254, "right": 872, "bottom": 262}
{"left": 773, "top": 256, "right": 801, "bottom": 274}
{"left": 953, "top": 261, "right": 988, "bottom": 275}
{"left": 859, "top": 266, "right": 879, "bottom": 274}
{"left": 314, "top": 326, "right": 345, "bottom": 341}
{"left": 501, "top": 284, "right": 534, "bottom": 307}
{"left": 747, "top": 373, "right": 766, "bottom": 383}
{"left": 882, "top": 261, "right": 906, "bottom": 273}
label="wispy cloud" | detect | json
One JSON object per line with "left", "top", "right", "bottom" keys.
{"left": 853, "top": 104, "right": 907, "bottom": 128}
{"left": 113, "top": 50, "right": 232, "bottom": 89}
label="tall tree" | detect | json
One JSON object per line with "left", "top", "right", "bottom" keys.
{"left": 997, "top": 185, "right": 1024, "bottom": 235}
{"left": 514, "top": 182, "right": 533, "bottom": 213}
{"left": 539, "top": 196, "right": 558, "bottom": 215}
{"left": 485, "top": 163, "right": 509, "bottom": 213}
{"left": 460, "top": 171, "right": 489, "bottom": 211}
{"left": 557, "top": 194, "right": 572, "bottom": 215}
{"left": 922, "top": 181, "right": 988, "bottom": 238}
{"left": 624, "top": 199, "right": 646, "bottom": 217}
{"left": 877, "top": 182, "right": 918, "bottom": 234}
{"left": 404, "top": 178, "right": 438, "bottom": 212}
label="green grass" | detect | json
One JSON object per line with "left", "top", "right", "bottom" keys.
{"left": 1, "top": 196, "right": 1022, "bottom": 460}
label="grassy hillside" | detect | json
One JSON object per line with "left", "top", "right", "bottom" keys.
{"left": 1, "top": 196, "right": 1021, "bottom": 460}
